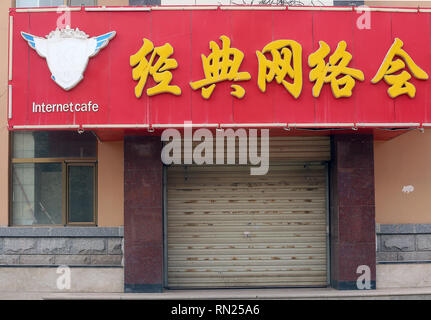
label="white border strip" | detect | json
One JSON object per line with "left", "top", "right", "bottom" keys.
{"left": 288, "top": 123, "right": 354, "bottom": 128}
{"left": 8, "top": 85, "right": 12, "bottom": 120}
{"left": 16, "top": 7, "right": 81, "bottom": 13}
{"left": 356, "top": 123, "right": 420, "bottom": 128}
{"left": 355, "top": 7, "right": 418, "bottom": 13}
{"left": 12, "top": 125, "right": 80, "bottom": 129}
{"left": 220, "top": 123, "right": 287, "bottom": 128}
{"left": 220, "top": 6, "right": 286, "bottom": 11}
{"left": 152, "top": 123, "right": 218, "bottom": 128}
{"left": 85, "top": 6, "right": 151, "bottom": 12}
{"left": 288, "top": 6, "right": 352, "bottom": 12}
{"left": 9, "top": 16, "right": 13, "bottom": 81}
{"left": 419, "top": 9, "right": 431, "bottom": 13}
{"left": 82, "top": 124, "right": 150, "bottom": 129}
{"left": 151, "top": 6, "right": 218, "bottom": 10}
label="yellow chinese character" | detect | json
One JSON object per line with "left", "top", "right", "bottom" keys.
{"left": 190, "top": 35, "right": 251, "bottom": 99}
{"left": 130, "top": 38, "right": 181, "bottom": 98}
{"left": 308, "top": 40, "right": 364, "bottom": 98}
{"left": 256, "top": 40, "right": 302, "bottom": 99}
{"left": 371, "top": 38, "right": 428, "bottom": 98}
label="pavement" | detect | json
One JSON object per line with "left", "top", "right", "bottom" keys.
{"left": 2, "top": 287, "right": 431, "bottom": 300}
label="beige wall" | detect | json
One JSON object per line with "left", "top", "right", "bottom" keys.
{"left": 375, "top": 130, "right": 431, "bottom": 224}
{"left": 0, "top": 2, "right": 11, "bottom": 226}
{"left": 339, "top": 1, "right": 431, "bottom": 224}
{"left": 97, "top": 141, "right": 124, "bottom": 227}
{"left": 0, "top": 1, "right": 125, "bottom": 226}
{"left": 4, "top": 1, "right": 430, "bottom": 228}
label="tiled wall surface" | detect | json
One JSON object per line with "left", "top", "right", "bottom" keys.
{"left": 0, "top": 227, "right": 123, "bottom": 267}
{"left": 377, "top": 224, "right": 431, "bottom": 263}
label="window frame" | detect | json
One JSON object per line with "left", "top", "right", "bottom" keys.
{"left": 9, "top": 133, "right": 98, "bottom": 227}
{"left": 13, "top": 0, "right": 98, "bottom": 8}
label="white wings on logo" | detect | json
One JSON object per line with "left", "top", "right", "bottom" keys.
{"left": 21, "top": 28, "right": 116, "bottom": 91}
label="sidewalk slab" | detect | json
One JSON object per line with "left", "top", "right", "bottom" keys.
{"left": 2, "top": 287, "right": 431, "bottom": 300}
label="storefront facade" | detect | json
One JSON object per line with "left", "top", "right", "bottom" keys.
{"left": 1, "top": 0, "right": 431, "bottom": 293}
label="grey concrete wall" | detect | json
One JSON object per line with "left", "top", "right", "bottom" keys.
{"left": 376, "top": 224, "right": 431, "bottom": 263}
{"left": 0, "top": 267, "right": 123, "bottom": 293}
{"left": 377, "top": 264, "right": 431, "bottom": 289}
{"left": 0, "top": 227, "right": 123, "bottom": 267}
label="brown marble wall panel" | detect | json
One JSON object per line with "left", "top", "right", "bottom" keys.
{"left": 330, "top": 134, "right": 376, "bottom": 290}
{"left": 124, "top": 136, "right": 163, "bottom": 293}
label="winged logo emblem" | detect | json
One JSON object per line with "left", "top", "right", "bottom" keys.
{"left": 21, "top": 26, "right": 116, "bottom": 91}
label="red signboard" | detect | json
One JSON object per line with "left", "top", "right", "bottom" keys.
{"left": 8, "top": 6, "right": 431, "bottom": 133}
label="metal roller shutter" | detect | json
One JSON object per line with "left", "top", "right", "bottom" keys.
{"left": 182, "top": 136, "right": 331, "bottom": 163}
{"left": 166, "top": 162, "right": 329, "bottom": 288}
